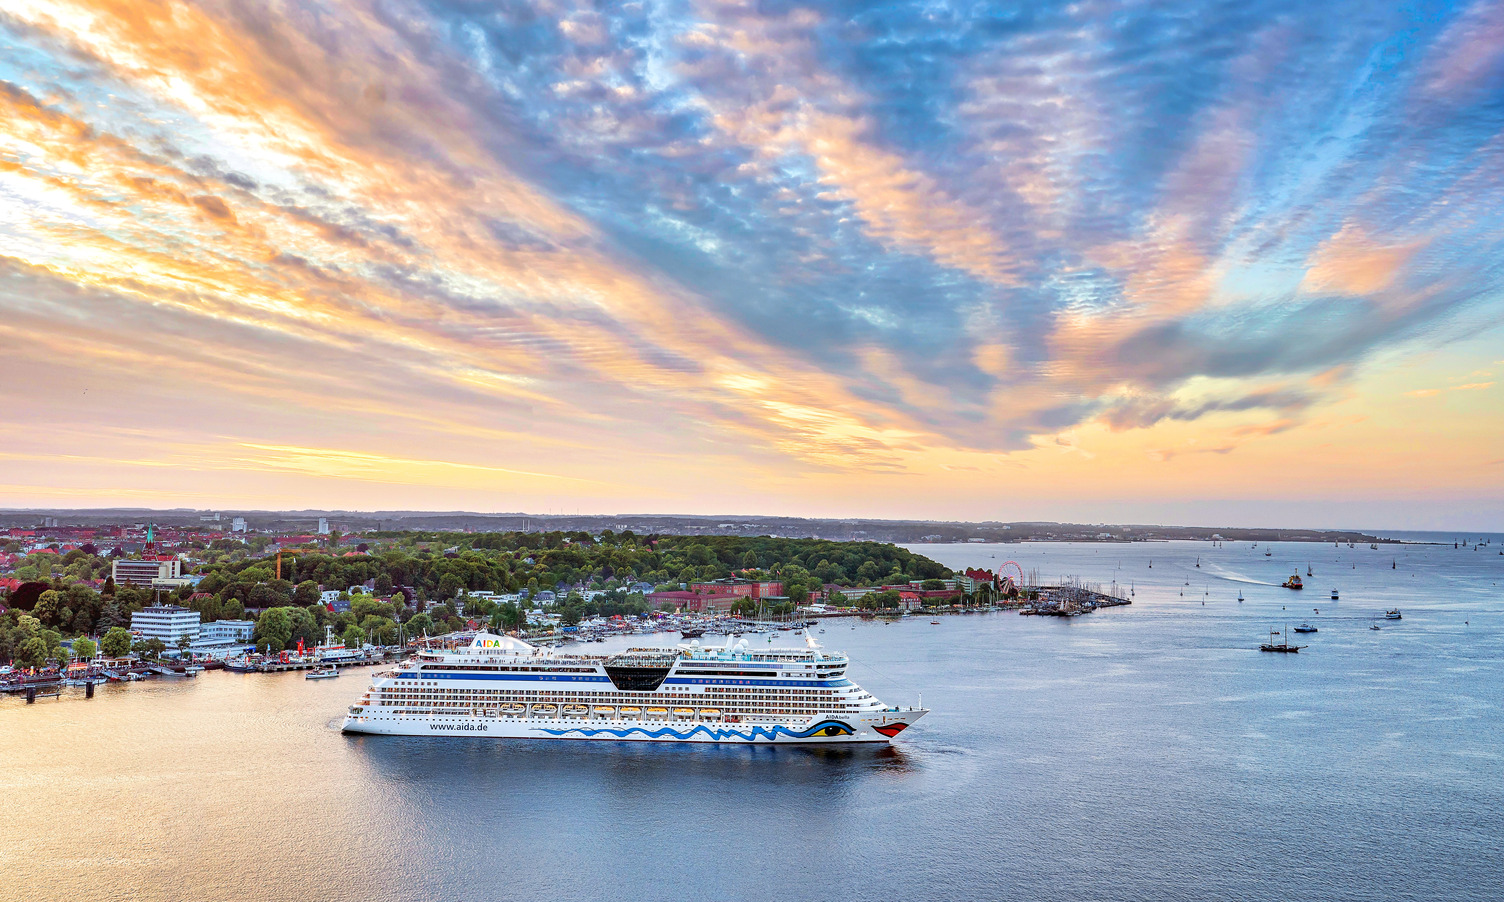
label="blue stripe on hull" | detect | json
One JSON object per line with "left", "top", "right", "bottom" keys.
{"left": 539, "top": 719, "right": 854, "bottom": 741}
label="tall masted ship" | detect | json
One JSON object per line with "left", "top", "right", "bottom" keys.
{"left": 341, "top": 631, "right": 927, "bottom": 743}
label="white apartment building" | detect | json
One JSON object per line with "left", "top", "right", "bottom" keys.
{"left": 113, "top": 557, "right": 183, "bottom": 587}
{"left": 130, "top": 605, "right": 201, "bottom": 645}
{"left": 196, "top": 620, "right": 255, "bottom": 645}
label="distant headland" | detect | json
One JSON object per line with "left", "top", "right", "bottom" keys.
{"left": 0, "top": 508, "right": 1407, "bottom": 545}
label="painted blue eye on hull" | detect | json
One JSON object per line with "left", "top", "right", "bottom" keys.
{"left": 539, "top": 720, "right": 855, "bottom": 741}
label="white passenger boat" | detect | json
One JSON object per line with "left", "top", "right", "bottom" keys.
{"left": 341, "top": 632, "right": 927, "bottom": 743}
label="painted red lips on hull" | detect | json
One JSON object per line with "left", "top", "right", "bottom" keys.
{"left": 873, "top": 722, "right": 909, "bottom": 738}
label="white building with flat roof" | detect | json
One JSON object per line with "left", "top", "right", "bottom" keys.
{"left": 196, "top": 619, "right": 254, "bottom": 645}
{"left": 130, "top": 605, "right": 201, "bottom": 646}
{"left": 113, "top": 557, "right": 183, "bottom": 587}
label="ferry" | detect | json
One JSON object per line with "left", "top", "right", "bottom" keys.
{"left": 341, "top": 631, "right": 927, "bottom": 744}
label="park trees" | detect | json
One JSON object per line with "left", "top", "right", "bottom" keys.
{"left": 101, "top": 627, "right": 133, "bottom": 658}
{"left": 254, "top": 607, "right": 294, "bottom": 652}
{"left": 132, "top": 637, "right": 167, "bottom": 660}
{"left": 294, "top": 580, "right": 321, "bottom": 606}
{"left": 72, "top": 637, "right": 97, "bottom": 661}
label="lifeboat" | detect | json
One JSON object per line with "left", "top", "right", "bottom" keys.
{"left": 532, "top": 703, "right": 558, "bottom": 717}
{"left": 563, "top": 704, "right": 589, "bottom": 717}
{"left": 502, "top": 703, "right": 526, "bottom": 715}
{"left": 673, "top": 707, "right": 696, "bottom": 718}
{"left": 645, "top": 706, "right": 669, "bottom": 719}
{"left": 698, "top": 708, "right": 721, "bottom": 719}
{"left": 618, "top": 706, "right": 642, "bottom": 718}
{"left": 593, "top": 705, "right": 616, "bottom": 717}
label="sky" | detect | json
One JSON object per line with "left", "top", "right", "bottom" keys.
{"left": 0, "top": 0, "right": 1500, "bottom": 530}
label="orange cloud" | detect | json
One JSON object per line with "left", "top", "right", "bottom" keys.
{"left": 1302, "top": 223, "right": 1426, "bottom": 297}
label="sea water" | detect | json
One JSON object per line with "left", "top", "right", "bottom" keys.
{"left": 0, "top": 537, "right": 1499, "bottom": 901}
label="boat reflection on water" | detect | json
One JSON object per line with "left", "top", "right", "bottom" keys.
{"left": 345, "top": 729, "right": 919, "bottom": 798}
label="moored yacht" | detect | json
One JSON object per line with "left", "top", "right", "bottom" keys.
{"left": 341, "top": 632, "right": 926, "bottom": 743}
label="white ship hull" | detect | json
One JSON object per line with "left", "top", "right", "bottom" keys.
{"left": 342, "top": 708, "right": 923, "bottom": 743}
{"left": 341, "top": 631, "right": 927, "bottom": 745}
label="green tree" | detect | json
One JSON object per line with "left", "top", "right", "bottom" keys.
{"left": 559, "top": 606, "right": 582, "bottom": 627}
{"left": 176, "top": 633, "right": 193, "bottom": 654}
{"left": 100, "top": 627, "right": 133, "bottom": 658}
{"left": 404, "top": 613, "right": 434, "bottom": 636}
{"left": 18, "top": 636, "right": 47, "bottom": 668}
{"left": 294, "top": 580, "right": 320, "bottom": 606}
{"left": 341, "top": 625, "right": 363, "bottom": 649}
{"left": 72, "top": 637, "right": 97, "bottom": 660}
{"left": 132, "top": 637, "right": 167, "bottom": 660}
{"left": 490, "top": 602, "right": 525, "bottom": 632}
{"left": 254, "top": 608, "right": 294, "bottom": 653}
{"left": 33, "top": 590, "right": 63, "bottom": 627}
{"left": 741, "top": 550, "right": 759, "bottom": 570}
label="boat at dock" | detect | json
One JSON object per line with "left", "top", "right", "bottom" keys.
{"left": 341, "top": 631, "right": 926, "bottom": 743}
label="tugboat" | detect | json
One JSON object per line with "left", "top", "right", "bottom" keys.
{"left": 1293, "top": 623, "right": 1318, "bottom": 633}
{"left": 1281, "top": 572, "right": 1304, "bottom": 590}
{"left": 1260, "top": 627, "right": 1306, "bottom": 653}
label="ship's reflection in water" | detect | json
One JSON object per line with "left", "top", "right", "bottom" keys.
{"left": 350, "top": 734, "right": 917, "bottom": 795}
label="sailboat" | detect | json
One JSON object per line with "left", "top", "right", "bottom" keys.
{"left": 1306, "top": 564, "right": 1312, "bottom": 577}
{"left": 1196, "top": 557, "right": 1201, "bottom": 568}
{"left": 1237, "top": 589, "right": 1244, "bottom": 602}
{"left": 1260, "top": 627, "right": 1305, "bottom": 653}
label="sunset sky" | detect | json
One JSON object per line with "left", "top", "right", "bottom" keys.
{"left": 0, "top": 0, "right": 1500, "bottom": 529}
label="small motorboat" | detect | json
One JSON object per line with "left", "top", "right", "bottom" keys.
{"left": 645, "top": 707, "right": 670, "bottom": 719}
{"left": 1293, "top": 623, "right": 1318, "bottom": 633}
{"left": 305, "top": 666, "right": 339, "bottom": 680}
{"left": 1385, "top": 609, "right": 1402, "bottom": 620}
{"left": 592, "top": 705, "right": 615, "bottom": 717}
{"left": 1370, "top": 623, "right": 1382, "bottom": 631}
{"left": 562, "top": 704, "right": 589, "bottom": 718}
{"left": 1331, "top": 588, "right": 1339, "bottom": 600}
{"left": 930, "top": 619, "right": 940, "bottom": 625}
{"left": 697, "top": 708, "right": 722, "bottom": 719}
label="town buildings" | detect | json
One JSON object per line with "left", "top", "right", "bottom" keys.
{"left": 196, "top": 619, "right": 255, "bottom": 645}
{"left": 129, "top": 604, "right": 201, "bottom": 646}
{"left": 112, "top": 556, "right": 183, "bottom": 587}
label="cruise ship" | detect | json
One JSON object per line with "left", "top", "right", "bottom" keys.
{"left": 341, "top": 632, "right": 927, "bottom": 743}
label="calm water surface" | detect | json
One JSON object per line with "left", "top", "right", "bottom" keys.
{"left": 2, "top": 539, "right": 1500, "bottom": 902}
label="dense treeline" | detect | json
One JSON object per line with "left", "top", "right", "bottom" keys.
{"left": 0, "top": 532, "right": 952, "bottom": 661}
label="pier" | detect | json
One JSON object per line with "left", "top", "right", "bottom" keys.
{"left": 1018, "top": 580, "right": 1131, "bottom": 617}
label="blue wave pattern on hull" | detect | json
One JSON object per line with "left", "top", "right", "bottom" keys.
{"left": 540, "top": 720, "right": 854, "bottom": 741}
